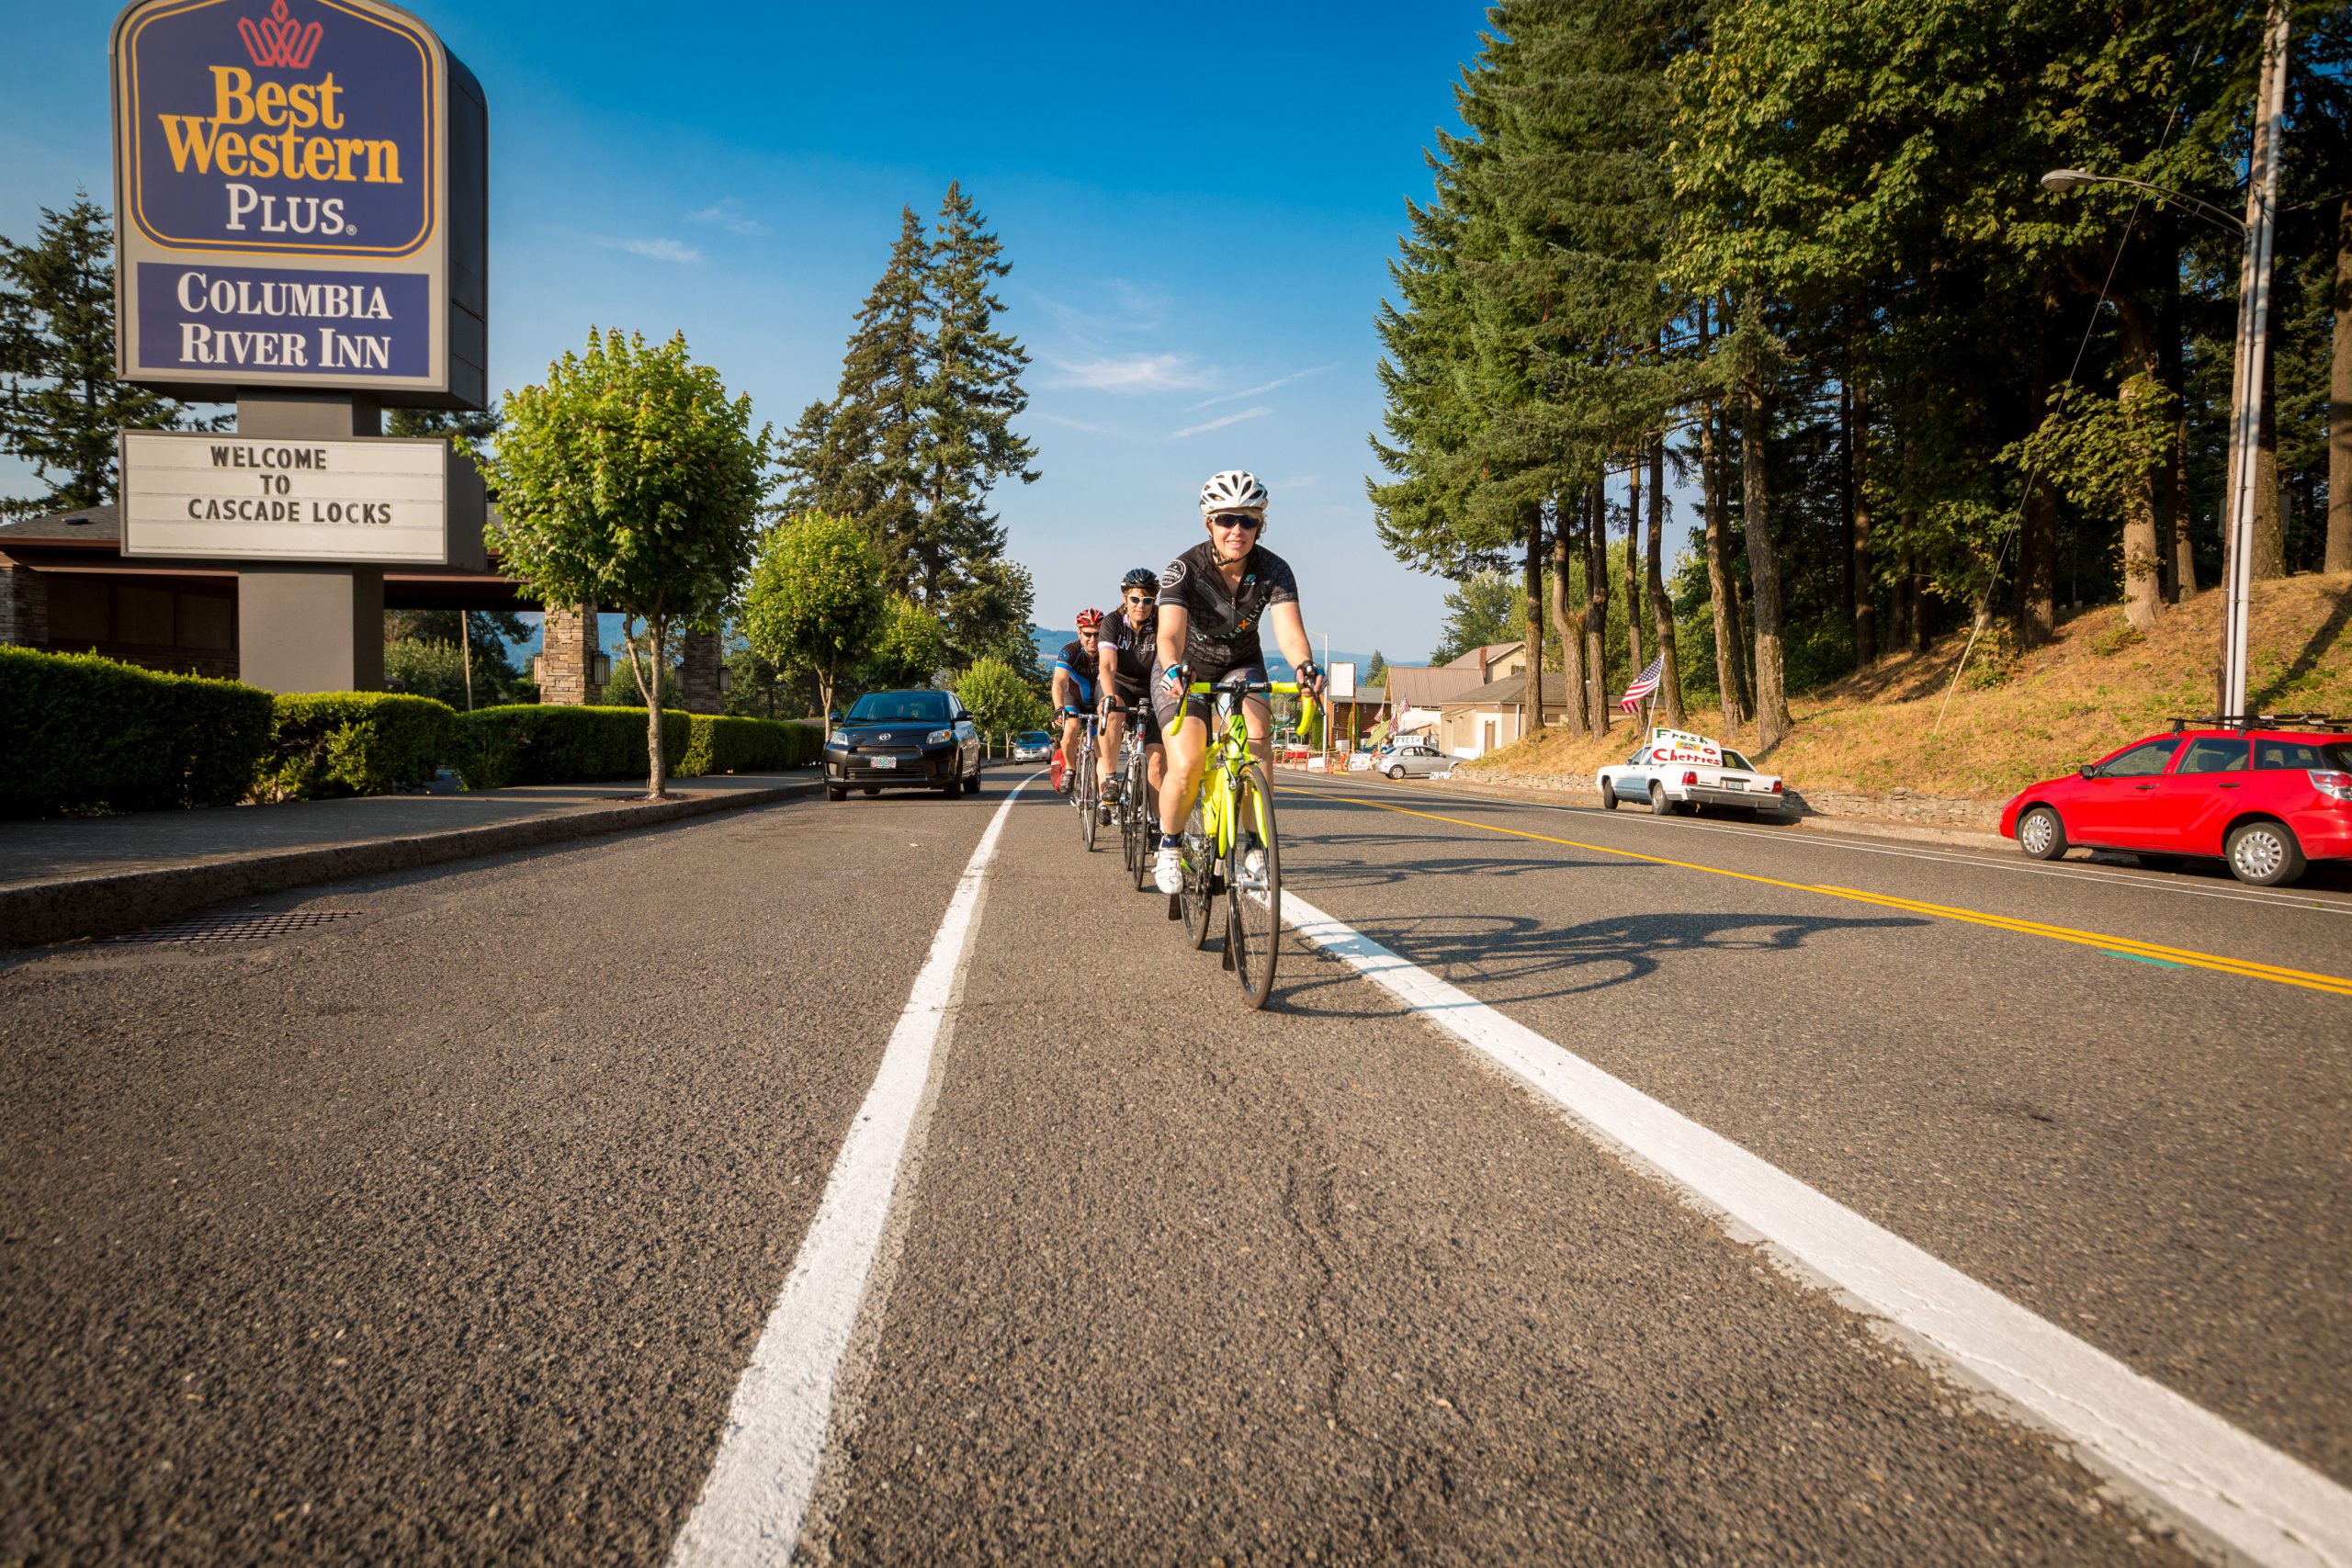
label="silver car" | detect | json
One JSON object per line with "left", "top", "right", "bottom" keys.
{"left": 1010, "top": 730, "right": 1055, "bottom": 763}
{"left": 1375, "top": 739, "right": 1452, "bottom": 779}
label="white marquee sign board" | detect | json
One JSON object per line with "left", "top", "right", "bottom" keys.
{"left": 1329, "top": 660, "right": 1357, "bottom": 701}
{"left": 119, "top": 429, "right": 479, "bottom": 566}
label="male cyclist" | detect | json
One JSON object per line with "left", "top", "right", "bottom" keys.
{"left": 1050, "top": 609, "right": 1102, "bottom": 793}
{"left": 1097, "top": 568, "right": 1166, "bottom": 829}
{"left": 1153, "top": 470, "right": 1323, "bottom": 895}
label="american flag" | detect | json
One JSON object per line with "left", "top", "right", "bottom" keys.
{"left": 1618, "top": 653, "right": 1666, "bottom": 713}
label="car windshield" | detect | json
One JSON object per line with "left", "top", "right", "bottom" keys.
{"left": 1721, "top": 749, "right": 1755, "bottom": 771}
{"left": 1017, "top": 731, "right": 1050, "bottom": 744}
{"left": 848, "top": 693, "right": 949, "bottom": 724}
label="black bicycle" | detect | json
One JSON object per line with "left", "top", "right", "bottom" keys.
{"left": 1112, "top": 702, "right": 1157, "bottom": 890}
{"left": 1066, "top": 707, "right": 1103, "bottom": 852}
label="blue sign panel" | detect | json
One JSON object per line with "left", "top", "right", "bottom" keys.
{"left": 136, "top": 262, "right": 428, "bottom": 378}
{"left": 122, "top": 0, "right": 435, "bottom": 258}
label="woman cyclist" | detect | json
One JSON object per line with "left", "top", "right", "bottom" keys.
{"left": 1097, "top": 568, "right": 1166, "bottom": 829}
{"left": 1153, "top": 470, "right": 1324, "bottom": 894}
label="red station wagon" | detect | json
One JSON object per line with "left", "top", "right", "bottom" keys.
{"left": 2000, "top": 718, "right": 2352, "bottom": 886}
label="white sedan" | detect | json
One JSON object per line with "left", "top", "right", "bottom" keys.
{"left": 1596, "top": 731, "right": 1787, "bottom": 818}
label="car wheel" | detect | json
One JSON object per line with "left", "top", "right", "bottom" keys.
{"left": 2225, "top": 819, "right": 2304, "bottom": 887}
{"left": 1600, "top": 780, "right": 1619, "bottom": 810}
{"left": 967, "top": 764, "right": 983, "bottom": 795}
{"left": 2016, "top": 806, "right": 2066, "bottom": 860}
{"left": 1648, "top": 783, "right": 1672, "bottom": 816}
{"left": 826, "top": 784, "right": 846, "bottom": 802}
{"left": 943, "top": 771, "right": 966, "bottom": 799}
{"left": 1386, "top": 764, "right": 1405, "bottom": 780}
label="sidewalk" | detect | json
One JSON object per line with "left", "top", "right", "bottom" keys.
{"left": 0, "top": 772, "right": 821, "bottom": 947}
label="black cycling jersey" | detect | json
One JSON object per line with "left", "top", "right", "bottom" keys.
{"left": 1100, "top": 607, "right": 1159, "bottom": 697}
{"left": 1156, "top": 541, "right": 1298, "bottom": 671}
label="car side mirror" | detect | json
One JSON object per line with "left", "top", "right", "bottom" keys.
{"left": 2078, "top": 764, "right": 2099, "bottom": 779}
{"left": 829, "top": 711, "right": 842, "bottom": 726}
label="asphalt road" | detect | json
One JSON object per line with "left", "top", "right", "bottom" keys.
{"left": 3, "top": 769, "right": 2344, "bottom": 1564}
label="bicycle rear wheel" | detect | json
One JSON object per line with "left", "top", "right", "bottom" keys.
{"left": 1180, "top": 792, "right": 1214, "bottom": 950}
{"left": 1226, "top": 763, "right": 1282, "bottom": 1008}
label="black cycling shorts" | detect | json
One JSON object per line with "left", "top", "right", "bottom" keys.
{"left": 1105, "top": 689, "right": 1164, "bottom": 748}
{"left": 1153, "top": 661, "right": 1270, "bottom": 733}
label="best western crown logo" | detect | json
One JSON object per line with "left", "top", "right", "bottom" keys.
{"left": 238, "top": 0, "right": 321, "bottom": 70}
{"left": 122, "top": 0, "right": 436, "bottom": 257}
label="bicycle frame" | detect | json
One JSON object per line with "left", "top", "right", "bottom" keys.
{"left": 1185, "top": 681, "right": 1301, "bottom": 862}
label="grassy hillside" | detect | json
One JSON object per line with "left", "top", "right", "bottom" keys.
{"left": 1471, "top": 572, "right": 2352, "bottom": 802}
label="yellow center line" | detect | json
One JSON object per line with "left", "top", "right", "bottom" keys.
{"left": 1288, "top": 784, "right": 2352, "bottom": 998}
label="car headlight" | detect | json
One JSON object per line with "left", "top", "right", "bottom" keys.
{"left": 830, "top": 729, "right": 850, "bottom": 746}
{"left": 926, "top": 728, "right": 952, "bottom": 745}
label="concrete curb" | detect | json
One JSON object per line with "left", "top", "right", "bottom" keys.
{"left": 0, "top": 778, "right": 821, "bottom": 949}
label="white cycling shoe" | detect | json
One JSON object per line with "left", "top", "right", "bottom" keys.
{"left": 1153, "top": 845, "right": 1183, "bottom": 894}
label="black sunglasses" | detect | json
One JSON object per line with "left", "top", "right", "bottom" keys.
{"left": 1209, "top": 513, "right": 1263, "bottom": 532}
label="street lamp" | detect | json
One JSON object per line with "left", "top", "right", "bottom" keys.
{"left": 2038, "top": 3, "right": 2289, "bottom": 719}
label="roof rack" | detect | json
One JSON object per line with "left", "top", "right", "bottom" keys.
{"left": 2168, "top": 714, "right": 2352, "bottom": 735}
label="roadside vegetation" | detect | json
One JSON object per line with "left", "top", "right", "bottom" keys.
{"left": 1473, "top": 572, "right": 2351, "bottom": 802}
{"left": 1371, "top": 0, "right": 2350, "bottom": 761}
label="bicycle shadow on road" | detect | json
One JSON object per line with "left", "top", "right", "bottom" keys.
{"left": 1270, "top": 907, "right": 1928, "bottom": 1015}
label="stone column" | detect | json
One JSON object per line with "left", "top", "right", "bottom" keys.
{"left": 680, "top": 627, "right": 722, "bottom": 714}
{"left": 0, "top": 560, "right": 48, "bottom": 647}
{"left": 538, "top": 603, "right": 598, "bottom": 704}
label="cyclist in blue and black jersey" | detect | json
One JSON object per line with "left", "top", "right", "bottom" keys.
{"left": 1049, "top": 608, "right": 1102, "bottom": 794}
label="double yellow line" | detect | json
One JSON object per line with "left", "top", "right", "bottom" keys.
{"left": 1301, "top": 788, "right": 2352, "bottom": 998}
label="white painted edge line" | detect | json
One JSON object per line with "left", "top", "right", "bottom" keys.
{"left": 1278, "top": 886, "right": 2352, "bottom": 1568}
{"left": 669, "top": 778, "right": 1033, "bottom": 1568}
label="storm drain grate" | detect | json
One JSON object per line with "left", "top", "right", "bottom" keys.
{"left": 103, "top": 909, "right": 365, "bottom": 945}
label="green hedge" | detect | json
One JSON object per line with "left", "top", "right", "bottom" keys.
{"left": 257, "top": 692, "right": 456, "bottom": 801}
{"left": 451, "top": 705, "right": 819, "bottom": 790}
{"left": 676, "top": 712, "right": 825, "bottom": 775}
{"left": 0, "top": 646, "right": 276, "bottom": 817}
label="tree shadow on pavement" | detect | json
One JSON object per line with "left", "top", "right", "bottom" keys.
{"left": 1270, "top": 907, "right": 1927, "bottom": 1016}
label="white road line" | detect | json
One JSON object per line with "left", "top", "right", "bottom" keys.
{"left": 1277, "top": 886, "right": 2352, "bottom": 1568}
{"left": 1293, "top": 775, "right": 2352, "bottom": 914}
{"left": 669, "top": 779, "right": 1033, "bottom": 1568}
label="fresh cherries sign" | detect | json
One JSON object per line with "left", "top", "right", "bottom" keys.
{"left": 111, "top": 0, "right": 486, "bottom": 403}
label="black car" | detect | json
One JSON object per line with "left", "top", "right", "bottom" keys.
{"left": 824, "top": 689, "right": 985, "bottom": 800}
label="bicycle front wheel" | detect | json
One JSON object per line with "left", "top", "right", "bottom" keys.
{"left": 1180, "top": 792, "right": 1214, "bottom": 951}
{"left": 1078, "top": 749, "right": 1099, "bottom": 852}
{"left": 1227, "top": 763, "right": 1283, "bottom": 1009}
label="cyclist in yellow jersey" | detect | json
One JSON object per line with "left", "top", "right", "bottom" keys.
{"left": 1153, "top": 470, "right": 1325, "bottom": 894}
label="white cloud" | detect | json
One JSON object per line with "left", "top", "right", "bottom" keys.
{"left": 691, "top": 198, "right": 767, "bottom": 236}
{"left": 1034, "top": 412, "right": 1120, "bottom": 434}
{"left": 1046, "top": 353, "right": 1214, "bottom": 393}
{"left": 594, "top": 234, "right": 703, "bottom": 264}
{"left": 1169, "top": 406, "right": 1272, "bottom": 439}
{"left": 1187, "top": 363, "right": 1339, "bottom": 411}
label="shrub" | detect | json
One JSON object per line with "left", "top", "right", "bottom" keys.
{"left": 451, "top": 705, "right": 820, "bottom": 789}
{"left": 0, "top": 647, "right": 276, "bottom": 818}
{"left": 257, "top": 692, "right": 457, "bottom": 801}
{"left": 676, "top": 713, "right": 824, "bottom": 775}
{"left": 452, "top": 705, "right": 692, "bottom": 790}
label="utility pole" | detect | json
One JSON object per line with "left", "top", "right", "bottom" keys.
{"left": 2220, "top": 0, "right": 2290, "bottom": 717}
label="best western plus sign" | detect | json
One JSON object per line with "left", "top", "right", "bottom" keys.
{"left": 110, "top": 0, "right": 486, "bottom": 407}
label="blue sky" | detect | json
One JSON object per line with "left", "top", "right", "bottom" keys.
{"left": 0, "top": 0, "right": 1494, "bottom": 661}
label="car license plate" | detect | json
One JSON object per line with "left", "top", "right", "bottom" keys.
{"left": 871, "top": 755, "right": 897, "bottom": 770}
{"left": 1720, "top": 779, "right": 1744, "bottom": 790}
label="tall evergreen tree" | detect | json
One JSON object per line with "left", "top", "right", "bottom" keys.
{"left": 0, "top": 195, "right": 204, "bottom": 518}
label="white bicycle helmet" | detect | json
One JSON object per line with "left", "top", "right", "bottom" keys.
{"left": 1199, "top": 469, "right": 1270, "bottom": 524}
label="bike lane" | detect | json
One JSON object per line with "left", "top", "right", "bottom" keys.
{"left": 788, "top": 784, "right": 2185, "bottom": 1565}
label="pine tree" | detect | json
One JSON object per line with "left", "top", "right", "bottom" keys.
{"left": 922, "top": 181, "right": 1037, "bottom": 660}
{"left": 779, "top": 208, "right": 932, "bottom": 581}
{"left": 0, "top": 194, "right": 204, "bottom": 518}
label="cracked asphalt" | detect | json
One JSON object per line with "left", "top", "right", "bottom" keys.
{"left": 3, "top": 767, "right": 2343, "bottom": 1564}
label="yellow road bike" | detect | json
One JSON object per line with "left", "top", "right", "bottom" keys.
{"left": 1169, "top": 679, "right": 1317, "bottom": 1009}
